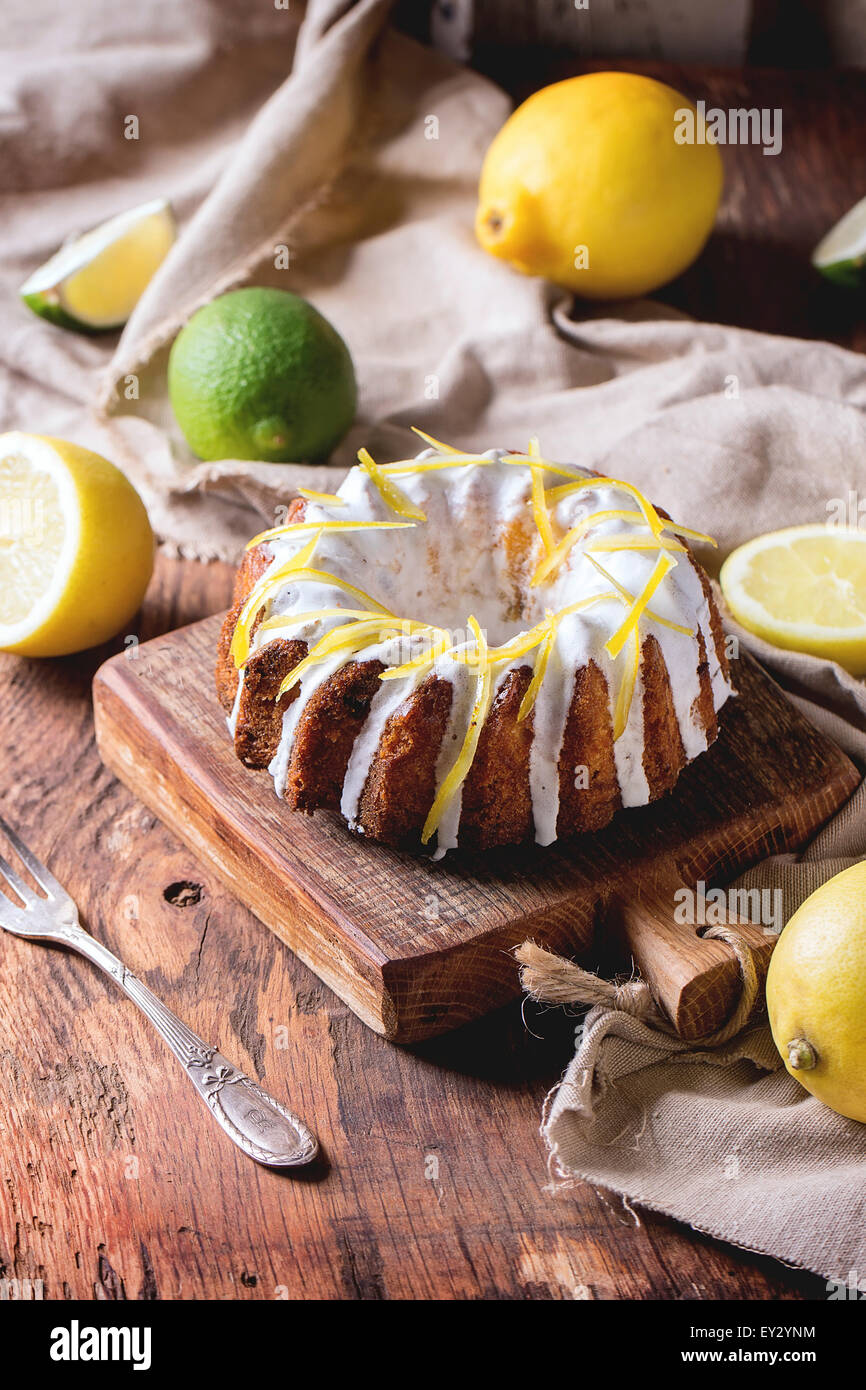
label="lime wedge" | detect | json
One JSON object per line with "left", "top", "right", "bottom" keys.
{"left": 20, "top": 198, "right": 176, "bottom": 333}
{"left": 812, "top": 196, "right": 866, "bottom": 288}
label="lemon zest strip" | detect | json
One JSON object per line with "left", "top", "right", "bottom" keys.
{"left": 513, "top": 591, "right": 625, "bottom": 724}
{"left": 518, "top": 619, "right": 556, "bottom": 723}
{"left": 544, "top": 490, "right": 718, "bottom": 551}
{"left": 380, "top": 455, "right": 492, "bottom": 475}
{"left": 230, "top": 531, "right": 323, "bottom": 666}
{"left": 443, "top": 593, "right": 618, "bottom": 671}
{"left": 235, "top": 562, "right": 394, "bottom": 666}
{"left": 296, "top": 488, "right": 347, "bottom": 507}
{"left": 603, "top": 551, "right": 677, "bottom": 660}
{"left": 278, "top": 616, "right": 440, "bottom": 699}
{"left": 612, "top": 629, "right": 641, "bottom": 740}
{"left": 378, "top": 632, "right": 454, "bottom": 680}
{"left": 272, "top": 569, "right": 394, "bottom": 613}
{"left": 256, "top": 607, "right": 380, "bottom": 638}
{"left": 505, "top": 455, "right": 586, "bottom": 481}
{"left": 278, "top": 620, "right": 391, "bottom": 698}
{"left": 543, "top": 476, "right": 666, "bottom": 538}
{"left": 531, "top": 509, "right": 642, "bottom": 587}
{"left": 358, "top": 447, "right": 427, "bottom": 520}
{"left": 463, "top": 614, "right": 487, "bottom": 665}
{"left": 529, "top": 457, "right": 555, "bottom": 554}
{"left": 411, "top": 426, "right": 461, "bottom": 454}
{"left": 473, "top": 621, "right": 549, "bottom": 666}
{"left": 246, "top": 519, "right": 416, "bottom": 551}
{"left": 585, "top": 537, "right": 686, "bottom": 554}
{"left": 585, "top": 555, "right": 693, "bottom": 636}
{"left": 421, "top": 616, "right": 492, "bottom": 845}
{"left": 662, "top": 521, "right": 717, "bottom": 547}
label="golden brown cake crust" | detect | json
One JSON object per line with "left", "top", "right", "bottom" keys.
{"left": 640, "top": 633, "right": 687, "bottom": 801}
{"left": 287, "top": 659, "right": 386, "bottom": 812}
{"left": 217, "top": 490, "right": 732, "bottom": 853}
{"left": 216, "top": 543, "right": 272, "bottom": 713}
{"left": 556, "top": 658, "right": 621, "bottom": 836}
{"left": 216, "top": 498, "right": 310, "bottom": 768}
{"left": 460, "top": 666, "right": 534, "bottom": 850}
{"left": 357, "top": 676, "right": 453, "bottom": 849}
{"left": 235, "top": 637, "right": 305, "bottom": 769}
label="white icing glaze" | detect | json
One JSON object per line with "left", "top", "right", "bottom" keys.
{"left": 238, "top": 447, "right": 732, "bottom": 854}
{"left": 528, "top": 644, "right": 575, "bottom": 845}
{"left": 227, "top": 668, "right": 244, "bottom": 738}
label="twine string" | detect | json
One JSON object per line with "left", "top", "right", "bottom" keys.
{"left": 515, "top": 920, "right": 762, "bottom": 1048}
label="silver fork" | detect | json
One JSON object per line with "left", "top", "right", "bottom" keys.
{"left": 0, "top": 814, "right": 318, "bottom": 1169}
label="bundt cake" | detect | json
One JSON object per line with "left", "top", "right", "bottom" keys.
{"left": 216, "top": 433, "right": 732, "bottom": 856}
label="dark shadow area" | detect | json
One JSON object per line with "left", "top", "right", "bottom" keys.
{"left": 659, "top": 230, "right": 866, "bottom": 345}
{"left": 410, "top": 991, "right": 589, "bottom": 1085}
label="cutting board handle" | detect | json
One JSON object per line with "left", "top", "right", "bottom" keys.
{"left": 614, "top": 875, "right": 777, "bottom": 1042}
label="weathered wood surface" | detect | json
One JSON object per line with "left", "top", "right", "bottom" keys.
{"left": 92, "top": 618, "right": 857, "bottom": 1043}
{"left": 3, "top": 60, "right": 864, "bottom": 1299}
{"left": 0, "top": 553, "right": 832, "bottom": 1301}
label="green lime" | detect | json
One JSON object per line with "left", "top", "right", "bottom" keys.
{"left": 812, "top": 197, "right": 866, "bottom": 288}
{"left": 167, "top": 287, "right": 357, "bottom": 463}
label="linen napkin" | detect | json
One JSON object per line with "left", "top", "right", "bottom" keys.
{"left": 540, "top": 629, "right": 866, "bottom": 1286}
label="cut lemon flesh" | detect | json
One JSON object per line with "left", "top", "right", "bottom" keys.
{"left": 812, "top": 196, "right": 866, "bottom": 289}
{"left": 720, "top": 525, "right": 866, "bottom": 675}
{"left": 0, "top": 433, "right": 154, "bottom": 657}
{"left": 20, "top": 198, "right": 176, "bottom": 332}
{"left": 0, "top": 452, "right": 65, "bottom": 627}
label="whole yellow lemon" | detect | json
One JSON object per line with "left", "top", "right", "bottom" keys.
{"left": 475, "top": 71, "right": 723, "bottom": 299}
{"left": 766, "top": 862, "right": 866, "bottom": 1123}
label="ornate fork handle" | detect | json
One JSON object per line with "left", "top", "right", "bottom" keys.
{"left": 57, "top": 922, "right": 318, "bottom": 1168}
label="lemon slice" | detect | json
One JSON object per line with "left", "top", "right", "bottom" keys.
{"left": 720, "top": 524, "right": 866, "bottom": 675}
{"left": 20, "top": 199, "right": 176, "bottom": 333}
{"left": 0, "top": 433, "right": 154, "bottom": 656}
{"left": 812, "top": 197, "right": 866, "bottom": 289}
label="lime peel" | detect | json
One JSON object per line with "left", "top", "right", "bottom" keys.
{"left": 167, "top": 288, "right": 356, "bottom": 463}
{"left": 812, "top": 196, "right": 866, "bottom": 288}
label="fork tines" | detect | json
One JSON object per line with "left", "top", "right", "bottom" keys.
{"left": 0, "top": 814, "right": 61, "bottom": 901}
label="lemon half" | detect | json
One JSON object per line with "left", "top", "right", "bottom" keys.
{"left": 720, "top": 524, "right": 866, "bottom": 676}
{"left": 0, "top": 433, "right": 154, "bottom": 657}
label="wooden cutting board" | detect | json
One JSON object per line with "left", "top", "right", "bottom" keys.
{"left": 92, "top": 614, "right": 858, "bottom": 1043}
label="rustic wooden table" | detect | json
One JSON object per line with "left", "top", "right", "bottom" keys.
{"left": 1, "top": 61, "right": 863, "bottom": 1301}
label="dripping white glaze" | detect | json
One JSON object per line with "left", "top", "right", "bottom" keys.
{"left": 227, "top": 668, "right": 244, "bottom": 738}
{"left": 236, "top": 447, "right": 732, "bottom": 855}
{"left": 341, "top": 675, "right": 415, "bottom": 827}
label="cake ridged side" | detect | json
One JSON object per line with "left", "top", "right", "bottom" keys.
{"left": 639, "top": 633, "right": 687, "bottom": 801}
{"left": 357, "top": 676, "right": 454, "bottom": 848}
{"left": 288, "top": 660, "right": 386, "bottom": 811}
{"left": 556, "top": 659, "right": 621, "bottom": 836}
{"left": 460, "top": 667, "right": 535, "bottom": 851}
{"left": 216, "top": 502, "right": 732, "bottom": 852}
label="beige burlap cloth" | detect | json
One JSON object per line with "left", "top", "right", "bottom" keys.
{"left": 4, "top": 0, "right": 866, "bottom": 1279}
